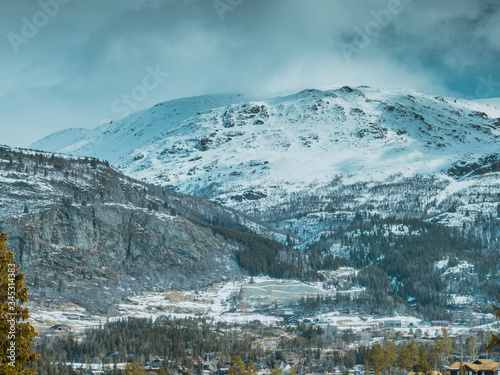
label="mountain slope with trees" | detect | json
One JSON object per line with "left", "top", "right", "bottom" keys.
{"left": 0, "top": 146, "right": 289, "bottom": 313}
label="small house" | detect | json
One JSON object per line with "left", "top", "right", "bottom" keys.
{"left": 448, "top": 359, "right": 500, "bottom": 375}
{"left": 50, "top": 324, "right": 71, "bottom": 331}
{"left": 282, "top": 311, "right": 300, "bottom": 325}
{"left": 380, "top": 320, "right": 402, "bottom": 328}
{"left": 431, "top": 320, "right": 451, "bottom": 327}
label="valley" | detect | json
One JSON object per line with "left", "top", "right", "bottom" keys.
{"left": 1, "top": 87, "right": 499, "bottom": 374}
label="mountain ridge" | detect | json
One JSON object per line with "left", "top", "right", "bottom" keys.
{"left": 0, "top": 146, "right": 293, "bottom": 313}
{"left": 30, "top": 86, "right": 500, "bottom": 239}
{"left": 23, "top": 87, "right": 500, "bottom": 314}
{"left": 31, "top": 86, "right": 500, "bottom": 194}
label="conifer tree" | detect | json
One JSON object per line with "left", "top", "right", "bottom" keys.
{"left": 247, "top": 360, "right": 257, "bottom": 375}
{"left": 367, "top": 343, "right": 386, "bottom": 375}
{"left": 383, "top": 337, "right": 397, "bottom": 375}
{"left": 415, "top": 345, "right": 432, "bottom": 374}
{"left": 397, "top": 344, "right": 411, "bottom": 374}
{"left": 409, "top": 339, "right": 420, "bottom": 370}
{"left": 486, "top": 296, "right": 500, "bottom": 351}
{"left": 466, "top": 336, "right": 478, "bottom": 361}
{"left": 270, "top": 364, "right": 282, "bottom": 375}
{"left": 432, "top": 328, "right": 453, "bottom": 370}
{"left": 229, "top": 355, "right": 247, "bottom": 375}
{"left": 124, "top": 360, "right": 147, "bottom": 374}
{"left": 0, "top": 232, "right": 39, "bottom": 374}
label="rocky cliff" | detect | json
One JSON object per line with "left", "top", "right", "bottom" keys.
{"left": 1, "top": 203, "right": 240, "bottom": 288}
{"left": 0, "top": 146, "right": 267, "bottom": 312}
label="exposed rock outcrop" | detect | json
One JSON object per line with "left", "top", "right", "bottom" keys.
{"left": 1, "top": 203, "right": 240, "bottom": 290}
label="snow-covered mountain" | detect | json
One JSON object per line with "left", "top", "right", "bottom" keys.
{"left": 0, "top": 146, "right": 298, "bottom": 312}
{"left": 31, "top": 86, "right": 500, "bottom": 241}
{"left": 476, "top": 97, "right": 500, "bottom": 109}
{"left": 22, "top": 86, "right": 500, "bottom": 313}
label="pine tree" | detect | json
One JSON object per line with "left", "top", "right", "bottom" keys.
{"left": 415, "top": 345, "right": 432, "bottom": 374}
{"left": 486, "top": 296, "right": 500, "bottom": 351}
{"left": 465, "top": 336, "right": 478, "bottom": 361}
{"left": 124, "top": 360, "right": 147, "bottom": 374}
{"left": 228, "top": 355, "right": 247, "bottom": 375}
{"left": 432, "top": 328, "right": 453, "bottom": 370}
{"left": 247, "top": 360, "right": 257, "bottom": 375}
{"left": 367, "top": 343, "right": 386, "bottom": 375}
{"left": 397, "top": 344, "right": 411, "bottom": 373}
{"left": 383, "top": 337, "right": 397, "bottom": 375}
{"left": 270, "top": 364, "right": 282, "bottom": 375}
{"left": 0, "top": 232, "right": 39, "bottom": 374}
{"left": 409, "top": 339, "right": 420, "bottom": 370}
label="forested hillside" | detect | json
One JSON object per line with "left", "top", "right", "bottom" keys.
{"left": 0, "top": 147, "right": 286, "bottom": 313}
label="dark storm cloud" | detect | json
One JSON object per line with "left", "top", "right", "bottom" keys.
{"left": 1, "top": 0, "right": 499, "bottom": 147}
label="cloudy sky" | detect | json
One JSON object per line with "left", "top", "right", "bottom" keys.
{"left": 1, "top": 0, "right": 500, "bottom": 147}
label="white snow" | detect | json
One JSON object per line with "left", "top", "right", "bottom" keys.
{"left": 30, "top": 87, "right": 500, "bottom": 209}
{"left": 442, "top": 261, "right": 475, "bottom": 277}
{"left": 434, "top": 258, "right": 449, "bottom": 271}
{"left": 27, "top": 86, "right": 500, "bottom": 246}
{"left": 475, "top": 97, "right": 500, "bottom": 110}
{"left": 29, "top": 276, "right": 372, "bottom": 332}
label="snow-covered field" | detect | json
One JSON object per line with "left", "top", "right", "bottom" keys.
{"left": 29, "top": 275, "right": 494, "bottom": 337}
{"left": 30, "top": 277, "right": 321, "bottom": 331}
{"left": 27, "top": 276, "right": 388, "bottom": 332}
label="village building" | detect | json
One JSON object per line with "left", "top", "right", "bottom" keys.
{"left": 431, "top": 320, "right": 451, "bottom": 327}
{"left": 282, "top": 311, "right": 300, "bottom": 325}
{"left": 448, "top": 359, "right": 500, "bottom": 375}
{"left": 50, "top": 324, "right": 72, "bottom": 331}
{"left": 380, "top": 320, "right": 402, "bottom": 328}
{"left": 408, "top": 371, "right": 442, "bottom": 375}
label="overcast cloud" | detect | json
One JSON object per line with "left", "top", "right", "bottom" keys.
{"left": 1, "top": 0, "right": 499, "bottom": 147}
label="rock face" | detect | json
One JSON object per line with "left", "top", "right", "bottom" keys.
{"left": 0, "top": 146, "right": 284, "bottom": 241}
{"left": 1, "top": 203, "right": 239, "bottom": 288}
{"left": 28, "top": 87, "right": 500, "bottom": 245}
{"left": 0, "top": 147, "right": 253, "bottom": 313}
{"left": 0, "top": 203, "right": 241, "bottom": 313}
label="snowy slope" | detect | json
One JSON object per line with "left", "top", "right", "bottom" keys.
{"left": 32, "top": 93, "right": 248, "bottom": 165}
{"left": 476, "top": 97, "right": 500, "bottom": 110}
{"left": 31, "top": 86, "right": 500, "bottom": 238}
{"left": 0, "top": 146, "right": 285, "bottom": 241}
{"left": 32, "top": 87, "right": 500, "bottom": 190}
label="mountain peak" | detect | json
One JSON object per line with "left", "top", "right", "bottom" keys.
{"left": 31, "top": 87, "right": 500, "bottom": 211}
